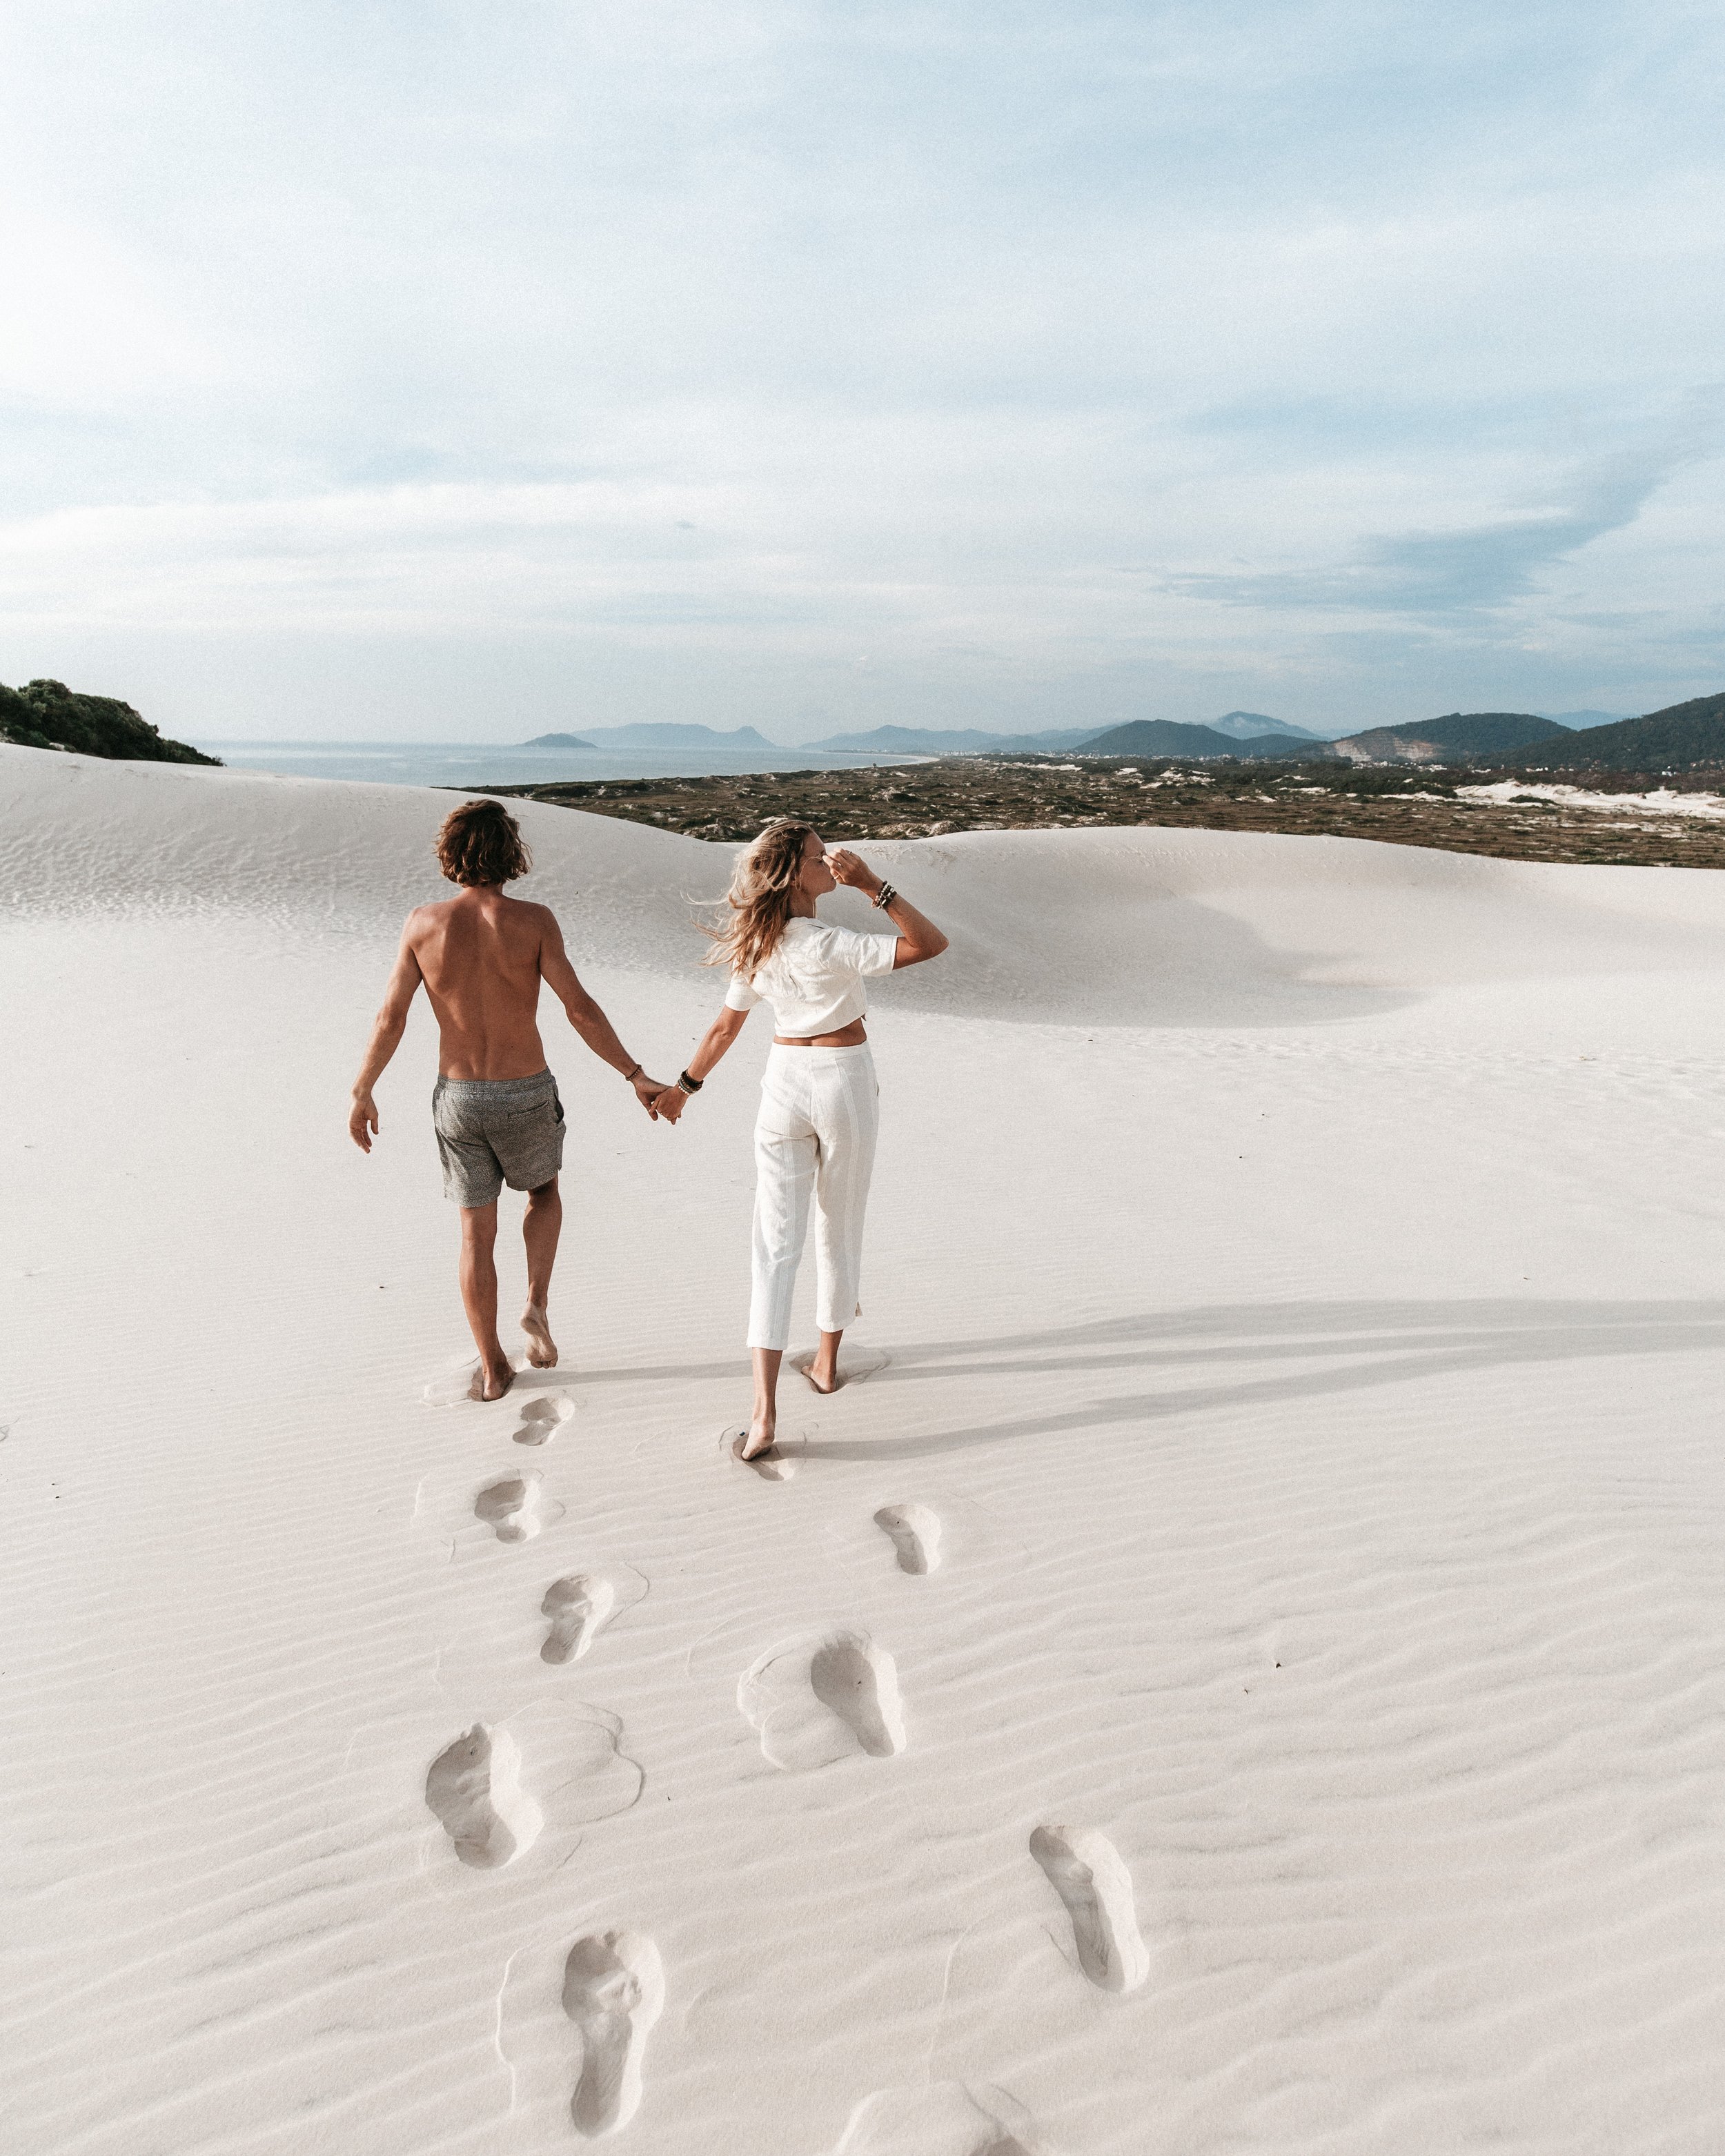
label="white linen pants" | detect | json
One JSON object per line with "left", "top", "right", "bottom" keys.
{"left": 747, "top": 1044, "right": 880, "bottom": 1351}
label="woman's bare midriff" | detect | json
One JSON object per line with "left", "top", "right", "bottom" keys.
{"left": 773, "top": 1020, "right": 868, "bottom": 1047}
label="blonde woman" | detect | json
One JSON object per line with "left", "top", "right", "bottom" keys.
{"left": 653, "top": 821, "right": 948, "bottom": 1458}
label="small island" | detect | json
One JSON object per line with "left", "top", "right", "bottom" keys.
{"left": 521, "top": 732, "right": 598, "bottom": 749}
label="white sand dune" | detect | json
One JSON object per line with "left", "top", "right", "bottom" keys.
{"left": 4, "top": 744, "right": 1725, "bottom": 2154}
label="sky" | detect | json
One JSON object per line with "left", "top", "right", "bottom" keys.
{"left": 1, "top": 1, "right": 1722, "bottom": 745}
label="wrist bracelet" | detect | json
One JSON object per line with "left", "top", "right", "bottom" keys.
{"left": 678, "top": 1069, "right": 704, "bottom": 1094}
{"left": 623, "top": 1061, "right": 643, "bottom": 1082}
{"left": 873, "top": 882, "right": 898, "bottom": 910}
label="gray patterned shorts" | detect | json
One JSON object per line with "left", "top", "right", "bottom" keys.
{"left": 432, "top": 1069, "right": 565, "bottom": 1209}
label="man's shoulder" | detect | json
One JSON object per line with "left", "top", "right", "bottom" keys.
{"left": 402, "top": 892, "right": 556, "bottom": 931}
{"left": 402, "top": 898, "right": 447, "bottom": 937}
{"left": 505, "top": 896, "right": 561, "bottom": 940}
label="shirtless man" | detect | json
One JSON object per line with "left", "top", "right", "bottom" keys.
{"left": 348, "top": 798, "right": 665, "bottom": 1401}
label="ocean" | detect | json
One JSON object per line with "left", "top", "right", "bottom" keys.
{"left": 190, "top": 741, "right": 914, "bottom": 789}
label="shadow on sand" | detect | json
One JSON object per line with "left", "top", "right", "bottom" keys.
{"left": 562, "top": 1298, "right": 1725, "bottom": 1460}
{"left": 797, "top": 1297, "right": 1725, "bottom": 1463}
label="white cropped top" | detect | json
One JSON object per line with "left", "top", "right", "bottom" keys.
{"left": 724, "top": 917, "right": 900, "bottom": 1037}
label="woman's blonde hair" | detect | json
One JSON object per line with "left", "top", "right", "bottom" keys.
{"left": 702, "top": 819, "right": 819, "bottom": 981}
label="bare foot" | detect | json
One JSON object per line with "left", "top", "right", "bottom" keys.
{"left": 469, "top": 1360, "right": 515, "bottom": 1403}
{"left": 737, "top": 1416, "right": 776, "bottom": 1461}
{"left": 521, "top": 1303, "right": 559, "bottom": 1369}
{"left": 798, "top": 1346, "right": 888, "bottom": 1394}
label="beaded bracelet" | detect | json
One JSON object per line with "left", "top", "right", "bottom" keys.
{"left": 873, "top": 882, "right": 898, "bottom": 911}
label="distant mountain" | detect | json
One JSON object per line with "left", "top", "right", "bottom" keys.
{"left": 800, "top": 724, "right": 1101, "bottom": 755}
{"left": 1331, "top": 712, "right": 1567, "bottom": 763}
{"left": 1472, "top": 692, "right": 1725, "bottom": 769}
{"left": 804, "top": 726, "right": 1019, "bottom": 755}
{"left": 1072, "top": 698, "right": 1725, "bottom": 771}
{"left": 1002, "top": 726, "right": 1104, "bottom": 752}
{"left": 0, "top": 677, "right": 218, "bottom": 765}
{"left": 1207, "top": 711, "right": 1333, "bottom": 742}
{"left": 1231, "top": 733, "right": 1332, "bottom": 759}
{"left": 1026, "top": 729, "right": 1104, "bottom": 754}
{"left": 1076, "top": 719, "right": 1317, "bottom": 759}
{"left": 1204, "top": 710, "right": 1281, "bottom": 740}
{"left": 1537, "top": 710, "right": 1634, "bottom": 730}
{"left": 525, "top": 723, "right": 776, "bottom": 749}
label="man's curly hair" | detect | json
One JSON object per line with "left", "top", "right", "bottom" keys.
{"left": 435, "top": 798, "right": 532, "bottom": 887}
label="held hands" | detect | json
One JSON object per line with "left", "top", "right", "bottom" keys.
{"left": 631, "top": 1070, "right": 671, "bottom": 1118}
{"left": 651, "top": 1084, "right": 688, "bottom": 1125}
{"left": 348, "top": 1092, "right": 379, "bottom": 1153}
{"left": 827, "top": 847, "right": 883, "bottom": 899}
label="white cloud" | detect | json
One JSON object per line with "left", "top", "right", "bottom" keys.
{"left": 1, "top": 2, "right": 1723, "bottom": 736}
{"left": 0, "top": 206, "right": 224, "bottom": 405}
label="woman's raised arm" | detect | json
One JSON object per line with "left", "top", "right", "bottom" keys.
{"left": 827, "top": 849, "right": 948, "bottom": 967}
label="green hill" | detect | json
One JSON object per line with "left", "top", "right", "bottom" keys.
{"left": 1230, "top": 731, "right": 1332, "bottom": 760}
{"left": 1473, "top": 692, "right": 1725, "bottom": 769}
{"left": 0, "top": 678, "right": 219, "bottom": 764}
{"left": 1334, "top": 712, "right": 1567, "bottom": 760}
{"left": 1078, "top": 718, "right": 1313, "bottom": 759}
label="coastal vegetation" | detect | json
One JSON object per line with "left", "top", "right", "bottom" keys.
{"left": 0, "top": 679, "right": 218, "bottom": 764}
{"left": 481, "top": 751, "right": 1725, "bottom": 869}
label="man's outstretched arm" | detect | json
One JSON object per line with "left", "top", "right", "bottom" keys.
{"left": 538, "top": 911, "right": 667, "bottom": 1113}
{"left": 349, "top": 929, "right": 425, "bottom": 1151}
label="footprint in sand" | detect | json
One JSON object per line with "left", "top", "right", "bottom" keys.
{"left": 827, "top": 2080, "right": 1045, "bottom": 2155}
{"left": 796, "top": 1345, "right": 890, "bottom": 1394}
{"left": 424, "top": 1724, "right": 542, "bottom": 1868}
{"left": 564, "top": 1929, "right": 664, "bottom": 2138}
{"left": 874, "top": 1501, "right": 942, "bottom": 1575}
{"left": 475, "top": 1472, "right": 541, "bottom": 1543}
{"left": 423, "top": 1357, "right": 493, "bottom": 1407}
{"left": 809, "top": 1635, "right": 905, "bottom": 1757}
{"left": 722, "top": 1426, "right": 800, "bottom": 1481}
{"left": 541, "top": 1574, "right": 618, "bottom": 1665}
{"left": 740, "top": 1628, "right": 905, "bottom": 1771}
{"left": 515, "top": 1395, "right": 574, "bottom": 1446}
{"left": 1029, "top": 1824, "right": 1148, "bottom": 1994}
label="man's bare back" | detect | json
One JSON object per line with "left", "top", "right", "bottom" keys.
{"left": 353, "top": 887, "right": 662, "bottom": 1122}
{"left": 407, "top": 887, "right": 562, "bottom": 1080}
{"left": 350, "top": 807, "right": 666, "bottom": 1402}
